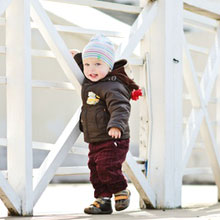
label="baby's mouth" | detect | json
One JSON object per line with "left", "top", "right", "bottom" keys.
{"left": 90, "top": 73, "right": 98, "bottom": 78}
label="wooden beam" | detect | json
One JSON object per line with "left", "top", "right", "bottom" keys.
{"left": 183, "top": 27, "right": 220, "bottom": 199}
{"left": 42, "top": 0, "right": 142, "bottom": 14}
{"left": 0, "top": 76, "right": 6, "bottom": 85}
{"left": 0, "top": 0, "right": 12, "bottom": 16}
{"left": 31, "top": 49, "right": 55, "bottom": 58}
{"left": 30, "top": 0, "right": 84, "bottom": 94}
{"left": 188, "top": 44, "right": 209, "bottom": 55}
{"left": 184, "top": 10, "right": 218, "bottom": 33}
{"left": 54, "top": 24, "right": 126, "bottom": 38}
{"left": 32, "top": 80, "right": 75, "bottom": 90}
{"left": 55, "top": 166, "right": 89, "bottom": 176}
{"left": 123, "top": 151, "right": 156, "bottom": 208}
{"left": 184, "top": 0, "right": 220, "bottom": 20}
{"left": 0, "top": 172, "right": 21, "bottom": 215}
{"left": 31, "top": 49, "right": 144, "bottom": 66}
{"left": 0, "top": 17, "right": 6, "bottom": 26}
{"left": 182, "top": 109, "right": 204, "bottom": 169}
{"left": 6, "top": 0, "right": 33, "bottom": 215}
{"left": 201, "top": 28, "right": 220, "bottom": 105}
{"left": 33, "top": 107, "right": 81, "bottom": 206}
{"left": 183, "top": 167, "right": 212, "bottom": 176}
{"left": 146, "top": 0, "right": 183, "bottom": 208}
{"left": 0, "top": 46, "right": 6, "bottom": 54}
{"left": 116, "top": 1, "right": 158, "bottom": 60}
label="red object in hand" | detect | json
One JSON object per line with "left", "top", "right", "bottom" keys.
{"left": 131, "top": 89, "right": 142, "bottom": 101}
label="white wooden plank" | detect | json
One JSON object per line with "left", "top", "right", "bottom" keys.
{"left": 216, "top": 52, "right": 220, "bottom": 182}
{"left": 69, "top": 147, "right": 88, "bottom": 155}
{"left": 182, "top": 109, "right": 204, "bottom": 169}
{"left": 201, "top": 111, "right": 220, "bottom": 200}
{"left": 183, "top": 167, "right": 212, "bottom": 176}
{"left": 0, "top": 0, "right": 12, "bottom": 16}
{"left": 201, "top": 28, "right": 220, "bottom": 104}
{"left": 0, "top": 17, "right": 6, "bottom": 26}
{"left": 182, "top": 25, "right": 220, "bottom": 198}
{"left": 32, "top": 80, "right": 75, "bottom": 90}
{"left": 123, "top": 151, "right": 156, "bottom": 208}
{"left": 184, "top": 0, "right": 220, "bottom": 20}
{"left": 55, "top": 166, "right": 89, "bottom": 176}
{"left": 116, "top": 1, "right": 157, "bottom": 60}
{"left": 32, "top": 141, "right": 54, "bottom": 151}
{"left": 146, "top": 0, "right": 183, "bottom": 208}
{"left": 31, "top": 49, "right": 143, "bottom": 66}
{"left": 42, "top": 0, "right": 142, "bottom": 14}
{"left": 54, "top": 25, "right": 126, "bottom": 38}
{"left": 183, "top": 35, "right": 203, "bottom": 108}
{"left": 127, "top": 57, "right": 144, "bottom": 66}
{"left": 139, "top": 53, "right": 151, "bottom": 159}
{"left": 0, "top": 76, "right": 6, "bottom": 85}
{"left": 188, "top": 44, "right": 209, "bottom": 55}
{"left": 6, "top": 0, "right": 33, "bottom": 215}
{"left": 0, "top": 172, "right": 21, "bottom": 215}
{"left": 30, "top": 0, "right": 83, "bottom": 94}
{"left": 0, "top": 138, "right": 7, "bottom": 146}
{"left": 33, "top": 107, "right": 81, "bottom": 206}
{"left": 184, "top": 10, "right": 218, "bottom": 33}
{"left": 0, "top": 46, "right": 6, "bottom": 54}
{"left": 32, "top": 49, "right": 54, "bottom": 58}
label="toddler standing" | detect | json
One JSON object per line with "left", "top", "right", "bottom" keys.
{"left": 72, "top": 34, "right": 142, "bottom": 214}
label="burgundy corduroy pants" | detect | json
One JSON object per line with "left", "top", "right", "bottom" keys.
{"left": 88, "top": 139, "right": 129, "bottom": 198}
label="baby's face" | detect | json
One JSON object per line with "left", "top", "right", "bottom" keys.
{"left": 83, "top": 57, "right": 110, "bottom": 82}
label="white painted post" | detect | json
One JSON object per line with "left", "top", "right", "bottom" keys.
{"left": 6, "top": 0, "right": 33, "bottom": 215}
{"left": 217, "top": 68, "right": 220, "bottom": 201}
{"left": 146, "top": 0, "right": 183, "bottom": 208}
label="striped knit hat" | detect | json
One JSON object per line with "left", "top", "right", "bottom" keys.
{"left": 82, "top": 34, "right": 115, "bottom": 70}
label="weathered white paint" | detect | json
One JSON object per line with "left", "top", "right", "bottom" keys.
{"left": 123, "top": 151, "right": 156, "bottom": 208}
{"left": 146, "top": 0, "right": 183, "bottom": 208}
{"left": 6, "top": 0, "right": 33, "bottom": 215}
{"left": 0, "top": 172, "right": 21, "bottom": 215}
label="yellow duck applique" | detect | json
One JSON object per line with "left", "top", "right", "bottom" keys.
{"left": 87, "top": 91, "right": 100, "bottom": 105}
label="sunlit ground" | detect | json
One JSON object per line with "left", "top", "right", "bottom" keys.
{"left": 0, "top": 183, "right": 218, "bottom": 218}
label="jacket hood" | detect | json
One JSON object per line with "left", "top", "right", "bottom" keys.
{"left": 74, "top": 52, "right": 139, "bottom": 91}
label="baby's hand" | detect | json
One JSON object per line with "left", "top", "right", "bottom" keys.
{"left": 108, "top": 127, "right": 121, "bottom": 139}
{"left": 70, "top": 49, "right": 80, "bottom": 57}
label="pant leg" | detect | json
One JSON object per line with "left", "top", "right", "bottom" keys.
{"left": 88, "top": 143, "right": 111, "bottom": 198}
{"left": 95, "top": 139, "right": 129, "bottom": 196}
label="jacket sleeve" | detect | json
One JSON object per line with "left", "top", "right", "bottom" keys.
{"left": 104, "top": 83, "right": 131, "bottom": 134}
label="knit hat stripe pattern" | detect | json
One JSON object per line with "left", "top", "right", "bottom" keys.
{"left": 82, "top": 34, "right": 115, "bottom": 69}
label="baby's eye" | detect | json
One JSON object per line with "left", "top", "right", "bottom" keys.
{"left": 95, "top": 63, "right": 101, "bottom": 66}
{"left": 84, "top": 63, "right": 89, "bottom": 66}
